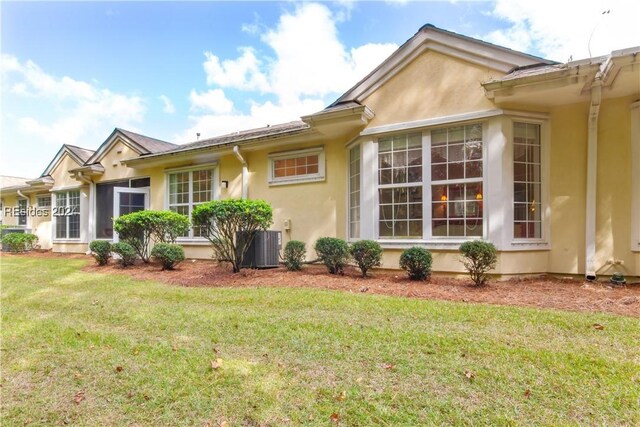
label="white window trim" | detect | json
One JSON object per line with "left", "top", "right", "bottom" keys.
{"left": 268, "top": 147, "right": 325, "bottom": 186}
{"left": 631, "top": 101, "right": 640, "bottom": 251}
{"left": 52, "top": 190, "right": 82, "bottom": 242}
{"left": 347, "top": 142, "right": 362, "bottom": 241}
{"left": 164, "top": 164, "right": 219, "bottom": 242}
{"left": 507, "top": 116, "right": 551, "bottom": 249}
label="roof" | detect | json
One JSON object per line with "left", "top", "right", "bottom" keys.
{"left": 65, "top": 145, "right": 96, "bottom": 163}
{"left": 164, "top": 121, "right": 311, "bottom": 154}
{"left": 0, "top": 175, "right": 31, "bottom": 191}
{"left": 330, "top": 23, "right": 556, "bottom": 107}
{"left": 116, "top": 128, "right": 178, "bottom": 154}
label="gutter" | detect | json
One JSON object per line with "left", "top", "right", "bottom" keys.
{"left": 584, "top": 67, "right": 604, "bottom": 281}
{"left": 233, "top": 146, "right": 248, "bottom": 199}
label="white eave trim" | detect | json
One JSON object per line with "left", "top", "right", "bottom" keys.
{"left": 360, "top": 109, "right": 549, "bottom": 137}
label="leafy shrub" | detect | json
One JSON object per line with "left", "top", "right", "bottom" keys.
{"left": 111, "top": 242, "right": 137, "bottom": 267}
{"left": 151, "top": 243, "right": 185, "bottom": 270}
{"left": 89, "top": 240, "right": 111, "bottom": 266}
{"left": 191, "top": 199, "right": 273, "bottom": 273}
{"left": 113, "top": 210, "right": 190, "bottom": 262}
{"left": 349, "top": 240, "right": 383, "bottom": 277}
{"left": 283, "top": 240, "right": 306, "bottom": 271}
{"left": 1, "top": 232, "right": 38, "bottom": 252}
{"left": 399, "top": 247, "right": 432, "bottom": 281}
{"left": 459, "top": 240, "right": 497, "bottom": 287}
{"left": 314, "top": 237, "right": 350, "bottom": 275}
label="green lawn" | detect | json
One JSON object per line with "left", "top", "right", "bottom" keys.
{"left": 1, "top": 256, "right": 639, "bottom": 426}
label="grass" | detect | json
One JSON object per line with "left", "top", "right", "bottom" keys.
{"left": 1, "top": 256, "right": 639, "bottom": 426}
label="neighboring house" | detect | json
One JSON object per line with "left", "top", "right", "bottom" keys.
{"left": 1, "top": 25, "right": 638, "bottom": 279}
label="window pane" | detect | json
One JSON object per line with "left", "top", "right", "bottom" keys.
{"left": 513, "top": 122, "right": 542, "bottom": 239}
{"left": 349, "top": 145, "right": 361, "bottom": 239}
{"left": 430, "top": 183, "right": 483, "bottom": 237}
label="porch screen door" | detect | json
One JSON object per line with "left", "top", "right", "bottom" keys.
{"left": 113, "top": 187, "right": 149, "bottom": 242}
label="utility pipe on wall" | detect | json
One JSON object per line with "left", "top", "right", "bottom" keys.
{"left": 233, "top": 145, "right": 248, "bottom": 199}
{"left": 585, "top": 77, "right": 603, "bottom": 281}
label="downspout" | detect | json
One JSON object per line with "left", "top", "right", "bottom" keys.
{"left": 585, "top": 76, "right": 603, "bottom": 281}
{"left": 233, "top": 145, "right": 248, "bottom": 199}
{"left": 76, "top": 172, "right": 95, "bottom": 246}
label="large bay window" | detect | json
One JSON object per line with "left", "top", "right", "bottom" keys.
{"left": 430, "top": 124, "right": 483, "bottom": 237}
{"left": 513, "top": 122, "right": 541, "bottom": 239}
{"left": 377, "top": 133, "right": 423, "bottom": 238}
{"left": 168, "top": 168, "right": 214, "bottom": 238}
{"left": 55, "top": 191, "right": 80, "bottom": 239}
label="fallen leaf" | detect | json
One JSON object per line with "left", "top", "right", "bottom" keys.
{"left": 172, "top": 345, "right": 178, "bottom": 352}
{"left": 91, "top": 300, "right": 98, "bottom": 305}
{"left": 330, "top": 412, "right": 340, "bottom": 423}
{"left": 143, "top": 394, "right": 150, "bottom": 401}
{"left": 360, "top": 286, "right": 369, "bottom": 293}
{"left": 115, "top": 366, "right": 123, "bottom": 373}
{"left": 593, "top": 323, "right": 604, "bottom": 330}
{"left": 213, "top": 347, "right": 219, "bottom": 354}
{"left": 127, "top": 391, "right": 134, "bottom": 399}
{"left": 336, "top": 390, "right": 346, "bottom": 401}
{"left": 524, "top": 389, "right": 531, "bottom": 398}
{"left": 218, "top": 421, "right": 228, "bottom": 427}
{"left": 464, "top": 370, "right": 475, "bottom": 380}
{"left": 210, "top": 358, "right": 223, "bottom": 370}
{"left": 382, "top": 363, "right": 395, "bottom": 370}
{"left": 74, "top": 391, "right": 85, "bottom": 404}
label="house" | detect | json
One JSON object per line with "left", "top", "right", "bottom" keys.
{"left": 1, "top": 25, "right": 639, "bottom": 279}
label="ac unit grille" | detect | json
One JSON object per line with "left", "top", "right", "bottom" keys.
{"left": 240, "top": 230, "right": 282, "bottom": 268}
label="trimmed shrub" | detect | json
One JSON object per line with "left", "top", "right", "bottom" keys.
{"left": 314, "top": 237, "right": 350, "bottom": 275}
{"left": 349, "top": 240, "right": 383, "bottom": 278}
{"left": 113, "top": 210, "right": 190, "bottom": 262}
{"left": 459, "top": 240, "right": 497, "bottom": 287}
{"left": 111, "top": 242, "right": 137, "bottom": 267}
{"left": 283, "top": 240, "right": 306, "bottom": 271}
{"left": 89, "top": 240, "right": 111, "bottom": 266}
{"left": 151, "top": 243, "right": 185, "bottom": 270}
{"left": 1, "top": 233, "right": 38, "bottom": 252}
{"left": 399, "top": 247, "right": 432, "bottom": 281}
{"left": 191, "top": 199, "right": 273, "bottom": 273}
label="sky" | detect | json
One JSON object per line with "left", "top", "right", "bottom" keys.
{"left": 2, "top": 0, "right": 639, "bottom": 178}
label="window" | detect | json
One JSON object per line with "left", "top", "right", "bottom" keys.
{"left": 348, "top": 145, "right": 361, "bottom": 239}
{"left": 18, "top": 199, "right": 27, "bottom": 226}
{"left": 513, "top": 122, "right": 541, "bottom": 239}
{"left": 55, "top": 191, "right": 80, "bottom": 239}
{"left": 37, "top": 195, "right": 51, "bottom": 209}
{"left": 168, "top": 168, "right": 214, "bottom": 238}
{"left": 378, "top": 133, "right": 423, "bottom": 238}
{"left": 268, "top": 147, "right": 325, "bottom": 184}
{"left": 430, "top": 124, "right": 483, "bottom": 237}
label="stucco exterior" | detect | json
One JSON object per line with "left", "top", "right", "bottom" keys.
{"left": 1, "top": 25, "right": 638, "bottom": 280}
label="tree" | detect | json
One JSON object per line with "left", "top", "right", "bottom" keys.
{"left": 191, "top": 199, "right": 273, "bottom": 273}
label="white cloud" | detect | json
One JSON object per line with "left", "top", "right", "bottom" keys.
{"left": 203, "top": 48, "right": 270, "bottom": 92}
{"left": 159, "top": 94, "right": 176, "bottom": 114}
{"left": 484, "top": 0, "right": 640, "bottom": 62}
{"left": 179, "top": 2, "right": 398, "bottom": 142}
{"left": 189, "top": 89, "right": 234, "bottom": 114}
{"left": 1, "top": 54, "right": 145, "bottom": 147}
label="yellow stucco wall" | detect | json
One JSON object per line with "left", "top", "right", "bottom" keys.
{"left": 244, "top": 140, "right": 346, "bottom": 256}
{"left": 50, "top": 154, "right": 83, "bottom": 188}
{"left": 363, "top": 50, "right": 500, "bottom": 127}
{"left": 1, "top": 194, "right": 19, "bottom": 226}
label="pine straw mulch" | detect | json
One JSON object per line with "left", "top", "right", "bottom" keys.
{"left": 4, "top": 251, "right": 639, "bottom": 318}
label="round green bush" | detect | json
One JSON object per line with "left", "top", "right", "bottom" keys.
{"left": 459, "top": 240, "right": 497, "bottom": 287}
{"left": 399, "top": 247, "right": 432, "bottom": 281}
{"left": 283, "top": 240, "right": 306, "bottom": 271}
{"left": 89, "top": 240, "right": 112, "bottom": 266}
{"left": 151, "top": 243, "right": 185, "bottom": 270}
{"left": 314, "top": 237, "right": 350, "bottom": 275}
{"left": 111, "top": 242, "right": 137, "bottom": 267}
{"left": 1, "top": 232, "right": 38, "bottom": 252}
{"left": 349, "top": 240, "right": 383, "bottom": 277}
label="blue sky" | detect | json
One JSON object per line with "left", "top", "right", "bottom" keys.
{"left": 2, "top": 1, "right": 639, "bottom": 178}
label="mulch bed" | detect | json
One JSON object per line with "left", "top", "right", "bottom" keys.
{"left": 4, "top": 251, "right": 639, "bottom": 318}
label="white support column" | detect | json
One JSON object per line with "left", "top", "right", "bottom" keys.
{"left": 485, "top": 116, "right": 509, "bottom": 249}
{"left": 360, "top": 139, "right": 376, "bottom": 240}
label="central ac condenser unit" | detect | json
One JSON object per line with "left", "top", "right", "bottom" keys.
{"left": 240, "top": 230, "right": 282, "bottom": 268}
